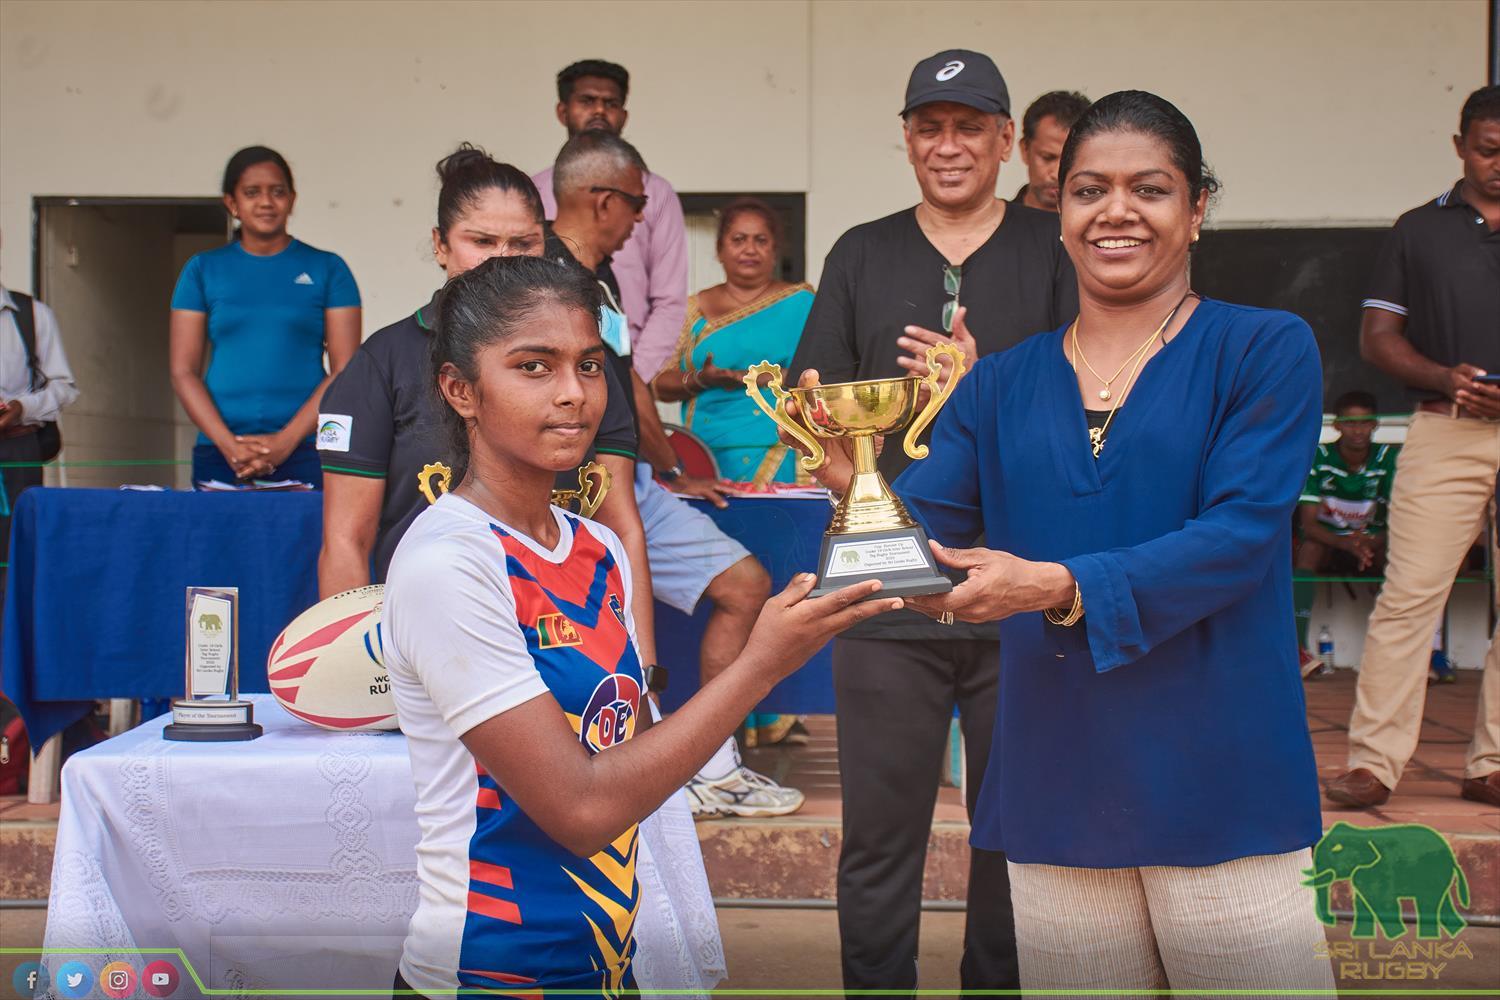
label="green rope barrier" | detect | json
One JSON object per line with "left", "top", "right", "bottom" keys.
{"left": 0, "top": 458, "right": 190, "bottom": 469}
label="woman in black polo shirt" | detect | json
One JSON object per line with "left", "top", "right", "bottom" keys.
{"left": 315, "top": 145, "right": 650, "bottom": 655}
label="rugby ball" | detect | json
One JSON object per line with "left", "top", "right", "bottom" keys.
{"left": 267, "top": 585, "right": 397, "bottom": 731}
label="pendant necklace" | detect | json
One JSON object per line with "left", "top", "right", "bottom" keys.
{"left": 1072, "top": 291, "right": 1193, "bottom": 402}
{"left": 1070, "top": 291, "right": 1195, "bottom": 457}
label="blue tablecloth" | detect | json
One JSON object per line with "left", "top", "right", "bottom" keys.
{"left": 2, "top": 488, "right": 833, "bottom": 746}
{"left": 2, "top": 489, "right": 323, "bottom": 745}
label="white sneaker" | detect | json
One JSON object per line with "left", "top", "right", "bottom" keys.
{"left": 685, "top": 766, "right": 805, "bottom": 819}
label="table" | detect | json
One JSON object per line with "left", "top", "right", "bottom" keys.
{"left": 43, "top": 696, "right": 723, "bottom": 998}
{"left": 2, "top": 488, "right": 836, "bottom": 749}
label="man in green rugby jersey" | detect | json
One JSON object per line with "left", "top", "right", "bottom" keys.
{"left": 1293, "top": 391, "right": 1397, "bottom": 674}
{"left": 1296, "top": 391, "right": 1396, "bottom": 575}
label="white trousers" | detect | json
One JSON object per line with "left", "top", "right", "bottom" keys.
{"left": 1008, "top": 848, "right": 1336, "bottom": 996}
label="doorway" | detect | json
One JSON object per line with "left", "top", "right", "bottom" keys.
{"left": 32, "top": 198, "right": 228, "bottom": 489}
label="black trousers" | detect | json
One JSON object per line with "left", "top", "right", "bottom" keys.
{"left": 0, "top": 431, "right": 43, "bottom": 609}
{"left": 833, "top": 636, "right": 1018, "bottom": 994}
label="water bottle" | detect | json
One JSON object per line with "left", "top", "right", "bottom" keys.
{"left": 1317, "top": 625, "right": 1335, "bottom": 674}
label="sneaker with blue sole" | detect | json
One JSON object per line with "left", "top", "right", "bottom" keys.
{"left": 685, "top": 766, "right": 805, "bottom": 819}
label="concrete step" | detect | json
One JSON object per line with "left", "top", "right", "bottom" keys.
{"left": 5, "top": 802, "right": 1496, "bottom": 916}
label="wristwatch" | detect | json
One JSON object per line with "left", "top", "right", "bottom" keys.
{"left": 643, "top": 664, "right": 669, "bottom": 694}
{"left": 657, "top": 464, "right": 683, "bottom": 483}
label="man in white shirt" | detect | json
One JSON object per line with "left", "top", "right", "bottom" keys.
{"left": 532, "top": 59, "right": 689, "bottom": 382}
{"left": 2, "top": 283, "right": 79, "bottom": 592}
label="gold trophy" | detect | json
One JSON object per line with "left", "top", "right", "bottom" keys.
{"left": 417, "top": 461, "right": 611, "bottom": 518}
{"left": 744, "top": 343, "right": 967, "bottom": 598}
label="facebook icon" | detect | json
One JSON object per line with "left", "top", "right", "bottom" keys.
{"left": 11, "top": 961, "right": 48, "bottom": 996}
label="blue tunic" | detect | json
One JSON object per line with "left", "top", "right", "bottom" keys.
{"left": 894, "top": 298, "right": 1325, "bottom": 868}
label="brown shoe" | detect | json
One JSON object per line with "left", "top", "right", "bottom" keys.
{"left": 1460, "top": 773, "right": 1500, "bottom": 807}
{"left": 1325, "top": 768, "right": 1391, "bottom": 808}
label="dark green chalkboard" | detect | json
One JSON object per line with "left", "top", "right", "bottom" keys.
{"left": 1192, "top": 227, "right": 1409, "bottom": 413}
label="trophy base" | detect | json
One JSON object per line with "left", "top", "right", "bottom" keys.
{"left": 164, "top": 699, "right": 263, "bottom": 742}
{"left": 809, "top": 524, "right": 955, "bottom": 601}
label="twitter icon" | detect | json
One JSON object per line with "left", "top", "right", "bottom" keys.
{"left": 54, "top": 961, "right": 93, "bottom": 999}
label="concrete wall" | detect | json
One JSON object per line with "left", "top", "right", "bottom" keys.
{"left": 1, "top": 0, "right": 1486, "bottom": 332}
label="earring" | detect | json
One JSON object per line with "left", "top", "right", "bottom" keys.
{"left": 1058, "top": 234, "right": 1064, "bottom": 243}
{"left": 1191, "top": 231, "right": 1200, "bottom": 243}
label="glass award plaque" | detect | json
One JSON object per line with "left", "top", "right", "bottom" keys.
{"left": 163, "top": 586, "right": 262, "bottom": 741}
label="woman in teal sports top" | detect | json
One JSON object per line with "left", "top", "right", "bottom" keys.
{"left": 170, "top": 146, "right": 362, "bottom": 487}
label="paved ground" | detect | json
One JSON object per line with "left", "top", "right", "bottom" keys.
{"left": 4, "top": 906, "right": 1495, "bottom": 995}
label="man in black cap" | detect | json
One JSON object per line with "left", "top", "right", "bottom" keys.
{"left": 789, "top": 49, "right": 1076, "bottom": 993}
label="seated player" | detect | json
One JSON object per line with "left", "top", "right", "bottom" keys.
{"left": 1293, "top": 390, "right": 1396, "bottom": 675}
{"left": 1295, "top": 391, "right": 1396, "bottom": 576}
{"left": 382, "top": 255, "right": 899, "bottom": 999}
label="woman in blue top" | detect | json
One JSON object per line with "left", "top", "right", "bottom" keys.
{"left": 170, "top": 146, "right": 362, "bottom": 487}
{"left": 793, "top": 92, "right": 1336, "bottom": 991}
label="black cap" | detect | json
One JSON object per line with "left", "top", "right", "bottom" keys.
{"left": 901, "top": 50, "right": 1010, "bottom": 118}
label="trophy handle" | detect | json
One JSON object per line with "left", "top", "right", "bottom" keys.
{"left": 551, "top": 462, "right": 612, "bottom": 517}
{"left": 743, "top": 362, "right": 826, "bottom": 471}
{"left": 418, "top": 462, "right": 453, "bottom": 505}
{"left": 574, "top": 461, "right": 612, "bottom": 519}
{"left": 902, "top": 343, "right": 968, "bottom": 460}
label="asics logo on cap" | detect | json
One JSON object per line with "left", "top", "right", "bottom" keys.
{"left": 935, "top": 60, "right": 965, "bottom": 81}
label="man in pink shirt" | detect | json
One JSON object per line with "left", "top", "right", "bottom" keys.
{"left": 534, "top": 59, "right": 688, "bottom": 381}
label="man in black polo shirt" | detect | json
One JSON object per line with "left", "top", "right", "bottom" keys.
{"left": 1327, "top": 85, "right": 1500, "bottom": 810}
{"left": 789, "top": 49, "right": 1076, "bottom": 993}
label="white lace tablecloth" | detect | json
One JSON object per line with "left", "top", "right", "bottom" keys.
{"left": 43, "top": 696, "right": 724, "bottom": 998}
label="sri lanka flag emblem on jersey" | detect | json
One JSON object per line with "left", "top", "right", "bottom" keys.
{"left": 536, "top": 612, "right": 583, "bottom": 649}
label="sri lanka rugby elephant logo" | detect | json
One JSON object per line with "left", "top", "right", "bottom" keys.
{"left": 1302, "top": 822, "right": 1470, "bottom": 940}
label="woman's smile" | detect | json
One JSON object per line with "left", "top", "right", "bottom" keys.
{"left": 1087, "top": 235, "right": 1152, "bottom": 261}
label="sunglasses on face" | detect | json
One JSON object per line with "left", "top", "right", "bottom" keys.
{"left": 591, "top": 186, "right": 649, "bottom": 213}
{"left": 942, "top": 264, "right": 962, "bottom": 333}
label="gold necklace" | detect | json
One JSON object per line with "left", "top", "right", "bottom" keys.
{"left": 722, "top": 281, "right": 773, "bottom": 308}
{"left": 1073, "top": 329, "right": 1156, "bottom": 402}
{"left": 1084, "top": 332, "right": 1154, "bottom": 458}
{"left": 1070, "top": 292, "right": 1194, "bottom": 457}
{"left": 1071, "top": 292, "right": 1191, "bottom": 402}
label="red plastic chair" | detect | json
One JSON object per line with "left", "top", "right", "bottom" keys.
{"left": 662, "top": 424, "right": 720, "bottom": 481}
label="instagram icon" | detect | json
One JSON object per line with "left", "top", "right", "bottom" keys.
{"left": 99, "top": 961, "right": 136, "bottom": 999}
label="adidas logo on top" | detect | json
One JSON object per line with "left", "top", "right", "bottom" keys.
{"left": 294, "top": 272, "right": 314, "bottom": 285}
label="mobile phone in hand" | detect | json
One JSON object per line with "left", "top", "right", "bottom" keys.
{"left": 1473, "top": 374, "right": 1500, "bottom": 386}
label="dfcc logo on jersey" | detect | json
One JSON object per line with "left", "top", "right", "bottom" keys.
{"left": 581, "top": 674, "right": 640, "bottom": 754}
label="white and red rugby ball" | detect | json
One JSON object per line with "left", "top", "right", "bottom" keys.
{"left": 266, "top": 585, "right": 397, "bottom": 731}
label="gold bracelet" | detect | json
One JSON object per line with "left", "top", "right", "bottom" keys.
{"left": 1043, "top": 583, "right": 1083, "bottom": 627}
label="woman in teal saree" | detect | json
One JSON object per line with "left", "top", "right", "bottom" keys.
{"left": 656, "top": 198, "right": 813, "bottom": 486}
